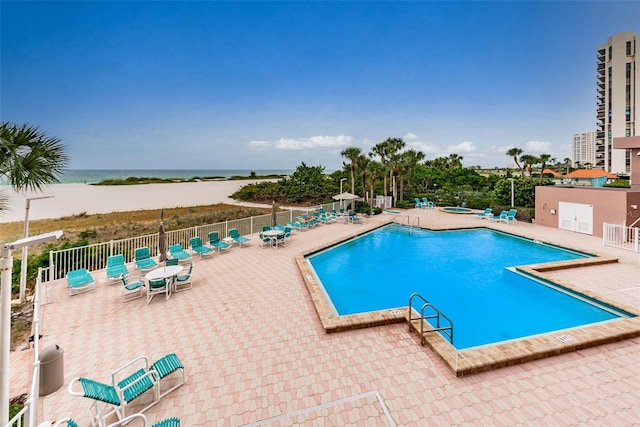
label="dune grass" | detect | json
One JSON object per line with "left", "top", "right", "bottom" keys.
{"left": 0, "top": 203, "right": 272, "bottom": 244}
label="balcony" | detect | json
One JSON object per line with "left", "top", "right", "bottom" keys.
{"left": 597, "top": 131, "right": 605, "bottom": 138}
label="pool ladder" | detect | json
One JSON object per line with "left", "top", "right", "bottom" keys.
{"left": 408, "top": 293, "right": 454, "bottom": 345}
{"left": 399, "top": 216, "right": 420, "bottom": 232}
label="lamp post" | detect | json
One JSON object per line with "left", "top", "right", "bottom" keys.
{"left": 1, "top": 230, "right": 63, "bottom": 425}
{"left": 19, "top": 196, "right": 54, "bottom": 303}
{"left": 340, "top": 178, "right": 347, "bottom": 209}
{"left": 507, "top": 178, "right": 515, "bottom": 208}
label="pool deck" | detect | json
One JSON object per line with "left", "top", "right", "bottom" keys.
{"left": 9, "top": 208, "right": 640, "bottom": 425}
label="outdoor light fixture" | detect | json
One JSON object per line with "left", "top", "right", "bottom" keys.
{"left": 20, "top": 196, "right": 54, "bottom": 303}
{"left": 1, "top": 230, "right": 63, "bottom": 425}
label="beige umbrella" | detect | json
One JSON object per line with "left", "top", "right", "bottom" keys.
{"left": 158, "top": 210, "right": 167, "bottom": 262}
{"left": 271, "top": 201, "right": 278, "bottom": 227}
{"left": 332, "top": 192, "right": 359, "bottom": 201}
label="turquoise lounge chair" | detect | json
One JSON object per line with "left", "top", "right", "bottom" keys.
{"left": 189, "top": 237, "right": 214, "bottom": 258}
{"left": 68, "top": 353, "right": 185, "bottom": 426}
{"left": 134, "top": 247, "right": 158, "bottom": 271}
{"left": 107, "top": 254, "right": 129, "bottom": 283}
{"left": 489, "top": 210, "right": 509, "bottom": 222}
{"left": 422, "top": 197, "right": 436, "bottom": 208}
{"left": 229, "top": 228, "right": 251, "bottom": 247}
{"left": 415, "top": 198, "right": 425, "bottom": 208}
{"left": 208, "top": 231, "right": 231, "bottom": 252}
{"left": 66, "top": 268, "right": 96, "bottom": 296}
{"left": 505, "top": 209, "right": 518, "bottom": 224}
{"left": 167, "top": 244, "right": 192, "bottom": 263}
{"left": 347, "top": 211, "right": 363, "bottom": 224}
{"left": 103, "top": 414, "right": 181, "bottom": 427}
{"left": 475, "top": 208, "right": 493, "bottom": 219}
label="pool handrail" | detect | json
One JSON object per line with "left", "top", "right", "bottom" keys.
{"left": 408, "top": 293, "right": 454, "bottom": 345}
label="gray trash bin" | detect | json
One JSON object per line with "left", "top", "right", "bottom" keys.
{"left": 39, "top": 344, "right": 64, "bottom": 396}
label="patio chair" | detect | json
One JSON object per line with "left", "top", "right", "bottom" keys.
{"left": 120, "top": 274, "right": 144, "bottom": 302}
{"left": 107, "top": 255, "right": 129, "bottom": 284}
{"left": 149, "top": 352, "right": 185, "bottom": 399}
{"left": 167, "top": 244, "right": 192, "bottom": 263}
{"left": 347, "top": 211, "right": 363, "bottom": 224}
{"left": 422, "top": 197, "right": 436, "bottom": 208}
{"left": 228, "top": 228, "right": 251, "bottom": 247}
{"left": 208, "top": 231, "right": 231, "bottom": 252}
{"left": 69, "top": 353, "right": 184, "bottom": 427}
{"left": 258, "top": 232, "right": 273, "bottom": 248}
{"left": 489, "top": 210, "right": 509, "bottom": 222}
{"left": 415, "top": 198, "right": 425, "bottom": 208}
{"left": 147, "top": 277, "right": 170, "bottom": 304}
{"left": 165, "top": 258, "right": 179, "bottom": 266}
{"left": 505, "top": 209, "right": 518, "bottom": 224}
{"left": 134, "top": 247, "right": 158, "bottom": 272}
{"left": 174, "top": 262, "right": 193, "bottom": 292}
{"left": 189, "top": 237, "right": 214, "bottom": 258}
{"left": 475, "top": 208, "right": 493, "bottom": 219}
{"left": 66, "top": 268, "right": 96, "bottom": 296}
{"left": 287, "top": 220, "right": 305, "bottom": 231}
{"left": 104, "top": 413, "right": 181, "bottom": 427}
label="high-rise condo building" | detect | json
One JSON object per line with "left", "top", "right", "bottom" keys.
{"left": 572, "top": 131, "right": 596, "bottom": 167}
{"left": 596, "top": 31, "right": 637, "bottom": 175}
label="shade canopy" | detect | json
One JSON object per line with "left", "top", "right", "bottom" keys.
{"left": 332, "top": 192, "right": 359, "bottom": 201}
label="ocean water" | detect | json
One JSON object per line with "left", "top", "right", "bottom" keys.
{"left": 47, "top": 169, "right": 293, "bottom": 184}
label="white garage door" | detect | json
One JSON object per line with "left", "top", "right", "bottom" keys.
{"left": 558, "top": 201, "right": 593, "bottom": 235}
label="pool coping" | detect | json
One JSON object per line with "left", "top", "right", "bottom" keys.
{"left": 296, "top": 220, "right": 640, "bottom": 377}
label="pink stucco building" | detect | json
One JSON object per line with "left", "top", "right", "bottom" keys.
{"left": 535, "top": 136, "right": 640, "bottom": 237}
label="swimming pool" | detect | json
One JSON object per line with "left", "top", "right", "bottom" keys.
{"left": 306, "top": 225, "right": 627, "bottom": 349}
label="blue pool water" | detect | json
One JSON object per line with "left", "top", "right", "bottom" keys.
{"left": 307, "top": 225, "right": 624, "bottom": 349}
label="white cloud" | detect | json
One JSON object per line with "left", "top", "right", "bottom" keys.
{"left": 406, "top": 141, "right": 439, "bottom": 154}
{"left": 267, "top": 135, "right": 353, "bottom": 150}
{"left": 446, "top": 140, "right": 477, "bottom": 154}
{"left": 404, "top": 132, "right": 418, "bottom": 140}
{"left": 524, "top": 140, "right": 553, "bottom": 154}
{"left": 249, "top": 140, "right": 271, "bottom": 150}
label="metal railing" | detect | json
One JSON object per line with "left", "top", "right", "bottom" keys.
{"left": 47, "top": 205, "right": 343, "bottom": 281}
{"left": 603, "top": 222, "right": 640, "bottom": 253}
{"left": 408, "top": 293, "right": 453, "bottom": 345}
{"left": 5, "top": 267, "right": 50, "bottom": 427}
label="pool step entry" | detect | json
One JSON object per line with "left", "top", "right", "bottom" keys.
{"left": 407, "top": 293, "right": 454, "bottom": 346}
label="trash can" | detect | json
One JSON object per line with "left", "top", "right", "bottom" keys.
{"left": 39, "top": 344, "right": 64, "bottom": 396}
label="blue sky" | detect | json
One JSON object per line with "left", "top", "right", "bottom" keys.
{"left": 2, "top": 1, "right": 639, "bottom": 171}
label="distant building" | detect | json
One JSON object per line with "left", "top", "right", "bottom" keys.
{"left": 562, "top": 169, "right": 618, "bottom": 187}
{"left": 596, "top": 31, "right": 638, "bottom": 176}
{"left": 572, "top": 132, "right": 596, "bottom": 167}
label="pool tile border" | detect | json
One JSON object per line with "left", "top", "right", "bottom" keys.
{"left": 297, "top": 221, "right": 640, "bottom": 376}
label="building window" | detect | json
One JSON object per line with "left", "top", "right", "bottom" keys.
{"left": 627, "top": 41, "right": 632, "bottom": 56}
{"left": 627, "top": 129, "right": 632, "bottom": 137}
{"left": 627, "top": 106, "right": 631, "bottom": 122}
{"left": 609, "top": 46, "right": 613, "bottom": 60}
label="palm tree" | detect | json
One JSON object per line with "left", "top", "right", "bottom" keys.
{"left": 369, "top": 141, "right": 390, "bottom": 197}
{"left": 355, "top": 154, "right": 370, "bottom": 198}
{"left": 448, "top": 153, "right": 463, "bottom": 168}
{"left": 520, "top": 154, "right": 538, "bottom": 177}
{"left": 402, "top": 149, "right": 425, "bottom": 192}
{"left": 506, "top": 147, "right": 524, "bottom": 175}
{"left": 0, "top": 122, "right": 68, "bottom": 213}
{"left": 538, "top": 154, "right": 551, "bottom": 180}
{"left": 563, "top": 157, "right": 571, "bottom": 174}
{"left": 384, "top": 138, "right": 405, "bottom": 203}
{"left": 340, "top": 147, "right": 362, "bottom": 211}
{"left": 367, "top": 161, "right": 383, "bottom": 212}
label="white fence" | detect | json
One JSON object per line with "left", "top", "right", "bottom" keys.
{"left": 5, "top": 267, "right": 50, "bottom": 427}
{"left": 603, "top": 222, "right": 640, "bottom": 253}
{"left": 46, "top": 204, "right": 354, "bottom": 281}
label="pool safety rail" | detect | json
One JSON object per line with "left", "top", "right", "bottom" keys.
{"left": 408, "top": 293, "right": 454, "bottom": 345}
{"left": 398, "top": 215, "right": 420, "bottom": 231}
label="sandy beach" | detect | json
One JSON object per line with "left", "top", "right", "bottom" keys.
{"left": 0, "top": 180, "right": 274, "bottom": 223}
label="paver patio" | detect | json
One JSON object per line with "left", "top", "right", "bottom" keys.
{"left": 9, "top": 208, "right": 640, "bottom": 426}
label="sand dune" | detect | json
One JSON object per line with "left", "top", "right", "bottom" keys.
{"left": 0, "top": 180, "right": 274, "bottom": 223}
